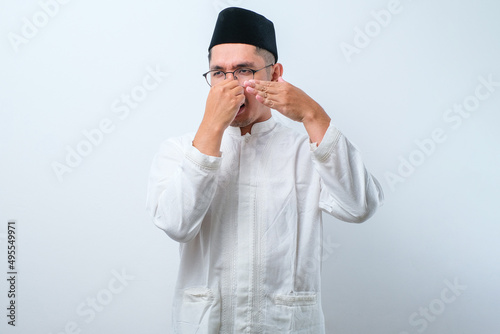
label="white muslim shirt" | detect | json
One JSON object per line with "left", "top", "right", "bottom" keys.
{"left": 146, "top": 117, "right": 384, "bottom": 333}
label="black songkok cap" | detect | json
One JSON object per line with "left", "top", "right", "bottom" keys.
{"left": 208, "top": 7, "right": 278, "bottom": 62}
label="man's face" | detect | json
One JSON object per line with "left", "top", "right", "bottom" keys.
{"left": 209, "top": 43, "right": 273, "bottom": 131}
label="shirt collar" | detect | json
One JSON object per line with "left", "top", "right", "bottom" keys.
{"left": 226, "top": 116, "right": 277, "bottom": 137}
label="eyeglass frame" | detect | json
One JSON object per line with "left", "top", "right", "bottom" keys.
{"left": 202, "top": 64, "right": 275, "bottom": 87}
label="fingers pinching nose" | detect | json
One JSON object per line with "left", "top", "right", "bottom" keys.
{"left": 244, "top": 80, "right": 256, "bottom": 87}
{"left": 246, "top": 86, "right": 256, "bottom": 94}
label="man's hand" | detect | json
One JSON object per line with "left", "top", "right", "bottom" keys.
{"left": 244, "top": 77, "right": 331, "bottom": 144}
{"left": 204, "top": 80, "right": 245, "bottom": 131}
{"left": 193, "top": 80, "right": 245, "bottom": 156}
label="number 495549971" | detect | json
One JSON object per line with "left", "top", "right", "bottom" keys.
{"left": 7, "top": 222, "right": 16, "bottom": 271}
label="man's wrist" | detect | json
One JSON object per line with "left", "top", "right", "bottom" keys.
{"left": 193, "top": 124, "right": 225, "bottom": 157}
{"left": 302, "top": 101, "right": 328, "bottom": 123}
{"left": 302, "top": 105, "right": 331, "bottom": 145}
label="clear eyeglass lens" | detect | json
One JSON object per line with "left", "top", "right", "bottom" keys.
{"left": 235, "top": 68, "right": 253, "bottom": 79}
{"left": 209, "top": 68, "right": 254, "bottom": 86}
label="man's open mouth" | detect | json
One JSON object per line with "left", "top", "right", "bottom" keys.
{"left": 236, "top": 103, "right": 246, "bottom": 116}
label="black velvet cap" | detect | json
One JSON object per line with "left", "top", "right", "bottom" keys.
{"left": 208, "top": 7, "right": 278, "bottom": 62}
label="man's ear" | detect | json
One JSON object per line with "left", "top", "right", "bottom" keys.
{"left": 271, "top": 63, "right": 284, "bottom": 82}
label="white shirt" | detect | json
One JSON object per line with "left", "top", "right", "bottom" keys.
{"left": 146, "top": 117, "right": 384, "bottom": 333}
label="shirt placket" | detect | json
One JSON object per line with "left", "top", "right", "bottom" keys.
{"left": 234, "top": 134, "right": 258, "bottom": 333}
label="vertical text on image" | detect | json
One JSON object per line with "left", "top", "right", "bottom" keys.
{"left": 6, "top": 220, "right": 18, "bottom": 327}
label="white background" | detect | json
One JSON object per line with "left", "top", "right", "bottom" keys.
{"left": 1, "top": 0, "right": 499, "bottom": 333}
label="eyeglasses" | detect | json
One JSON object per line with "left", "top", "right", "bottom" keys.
{"left": 202, "top": 64, "right": 274, "bottom": 87}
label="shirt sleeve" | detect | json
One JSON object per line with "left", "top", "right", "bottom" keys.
{"left": 310, "top": 123, "right": 384, "bottom": 223}
{"left": 146, "top": 136, "right": 222, "bottom": 242}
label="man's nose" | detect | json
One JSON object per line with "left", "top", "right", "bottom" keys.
{"left": 225, "top": 72, "right": 244, "bottom": 86}
{"left": 226, "top": 72, "right": 238, "bottom": 81}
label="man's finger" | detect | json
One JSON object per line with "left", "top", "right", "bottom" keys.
{"left": 255, "top": 94, "right": 277, "bottom": 109}
{"left": 245, "top": 83, "right": 278, "bottom": 98}
{"left": 245, "top": 79, "right": 274, "bottom": 89}
{"left": 249, "top": 79, "right": 279, "bottom": 93}
{"left": 233, "top": 85, "right": 245, "bottom": 95}
{"left": 245, "top": 86, "right": 272, "bottom": 101}
{"left": 224, "top": 80, "right": 244, "bottom": 94}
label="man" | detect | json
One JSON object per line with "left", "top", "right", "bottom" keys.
{"left": 146, "top": 7, "right": 384, "bottom": 333}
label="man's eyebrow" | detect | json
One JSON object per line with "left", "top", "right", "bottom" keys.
{"left": 235, "top": 62, "right": 255, "bottom": 68}
{"left": 210, "top": 62, "right": 256, "bottom": 71}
